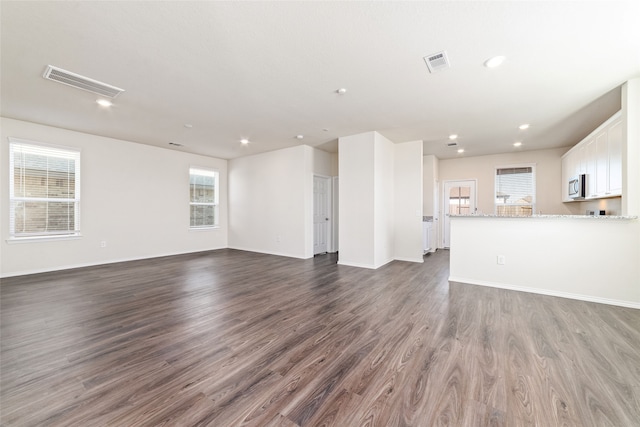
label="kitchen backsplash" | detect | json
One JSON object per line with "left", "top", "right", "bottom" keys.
{"left": 566, "top": 197, "right": 622, "bottom": 216}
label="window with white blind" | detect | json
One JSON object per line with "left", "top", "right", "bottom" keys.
{"left": 9, "top": 138, "right": 81, "bottom": 239}
{"left": 495, "top": 164, "right": 536, "bottom": 216}
{"left": 189, "top": 167, "right": 218, "bottom": 228}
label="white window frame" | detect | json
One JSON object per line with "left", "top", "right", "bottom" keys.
{"left": 189, "top": 167, "right": 219, "bottom": 229}
{"left": 494, "top": 163, "right": 536, "bottom": 216}
{"left": 8, "top": 137, "right": 81, "bottom": 241}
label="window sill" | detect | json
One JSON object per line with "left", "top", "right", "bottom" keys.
{"left": 6, "top": 234, "right": 83, "bottom": 244}
{"left": 189, "top": 226, "right": 220, "bottom": 232}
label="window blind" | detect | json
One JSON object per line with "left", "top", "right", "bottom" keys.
{"left": 189, "top": 167, "right": 218, "bottom": 228}
{"left": 495, "top": 166, "right": 535, "bottom": 216}
{"left": 9, "top": 139, "right": 81, "bottom": 238}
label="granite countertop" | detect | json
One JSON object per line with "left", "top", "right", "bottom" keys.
{"left": 450, "top": 214, "right": 638, "bottom": 220}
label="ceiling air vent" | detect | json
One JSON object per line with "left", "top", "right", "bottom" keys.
{"left": 424, "top": 51, "right": 450, "bottom": 73}
{"left": 447, "top": 142, "right": 458, "bottom": 147}
{"left": 43, "top": 65, "right": 125, "bottom": 98}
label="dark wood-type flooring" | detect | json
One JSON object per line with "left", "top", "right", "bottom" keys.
{"left": 1, "top": 249, "right": 639, "bottom": 426}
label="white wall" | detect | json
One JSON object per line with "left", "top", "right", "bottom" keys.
{"left": 330, "top": 152, "right": 339, "bottom": 177}
{"left": 228, "top": 144, "right": 314, "bottom": 259}
{"left": 338, "top": 132, "right": 375, "bottom": 267}
{"left": 313, "top": 149, "right": 333, "bottom": 177}
{"left": 422, "top": 155, "right": 436, "bottom": 216}
{"left": 439, "top": 147, "right": 574, "bottom": 216}
{"left": 394, "top": 140, "right": 423, "bottom": 263}
{"left": 449, "top": 216, "right": 640, "bottom": 308}
{"left": 423, "top": 155, "right": 439, "bottom": 251}
{"left": 338, "top": 131, "right": 423, "bottom": 268}
{"left": 0, "top": 118, "right": 228, "bottom": 277}
{"left": 374, "top": 133, "right": 395, "bottom": 267}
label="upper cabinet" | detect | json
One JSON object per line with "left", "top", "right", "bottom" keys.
{"left": 607, "top": 118, "right": 623, "bottom": 195}
{"left": 561, "top": 111, "right": 623, "bottom": 202}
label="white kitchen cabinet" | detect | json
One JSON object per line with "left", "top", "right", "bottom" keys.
{"left": 577, "top": 143, "right": 587, "bottom": 175}
{"left": 595, "top": 129, "right": 608, "bottom": 196}
{"left": 607, "top": 118, "right": 623, "bottom": 195}
{"left": 560, "top": 144, "right": 585, "bottom": 201}
{"left": 561, "top": 111, "right": 623, "bottom": 201}
{"left": 585, "top": 137, "right": 597, "bottom": 197}
{"left": 561, "top": 154, "right": 571, "bottom": 202}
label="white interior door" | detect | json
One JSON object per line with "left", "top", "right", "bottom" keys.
{"left": 313, "top": 176, "right": 330, "bottom": 254}
{"left": 442, "top": 180, "right": 476, "bottom": 248}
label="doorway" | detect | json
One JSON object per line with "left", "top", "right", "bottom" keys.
{"left": 442, "top": 179, "right": 477, "bottom": 248}
{"left": 313, "top": 175, "right": 331, "bottom": 254}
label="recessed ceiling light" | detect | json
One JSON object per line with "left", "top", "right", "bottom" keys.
{"left": 337, "top": 88, "right": 347, "bottom": 95}
{"left": 296, "top": 135, "right": 304, "bottom": 140}
{"left": 484, "top": 56, "right": 506, "bottom": 68}
{"left": 457, "top": 148, "right": 465, "bottom": 153}
{"left": 184, "top": 124, "right": 193, "bottom": 128}
{"left": 519, "top": 124, "right": 530, "bottom": 130}
{"left": 513, "top": 142, "right": 522, "bottom": 147}
{"left": 240, "top": 138, "right": 249, "bottom": 145}
{"left": 96, "top": 99, "right": 112, "bottom": 107}
{"left": 449, "top": 134, "right": 458, "bottom": 140}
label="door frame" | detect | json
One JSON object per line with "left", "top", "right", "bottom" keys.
{"left": 331, "top": 176, "right": 339, "bottom": 253}
{"left": 441, "top": 179, "right": 477, "bottom": 248}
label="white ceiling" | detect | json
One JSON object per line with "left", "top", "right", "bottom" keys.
{"left": 2, "top": 1, "right": 639, "bottom": 160}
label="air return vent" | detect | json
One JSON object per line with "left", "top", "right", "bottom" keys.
{"left": 424, "top": 51, "right": 450, "bottom": 73}
{"left": 43, "top": 65, "right": 125, "bottom": 98}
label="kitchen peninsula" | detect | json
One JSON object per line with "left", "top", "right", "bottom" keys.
{"left": 448, "top": 214, "right": 639, "bottom": 308}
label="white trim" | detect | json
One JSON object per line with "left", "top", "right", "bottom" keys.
{"left": 188, "top": 226, "right": 220, "bottom": 232}
{"left": 494, "top": 163, "right": 537, "bottom": 215}
{"left": 6, "top": 234, "right": 83, "bottom": 244}
{"left": 8, "top": 136, "right": 82, "bottom": 153}
{"left": 337, "top": 257, "right": 395, "bottom": 270}
{"left": 448, "top": 276, "right": 640, "bottom": 309}
{"left": 442, "top": 179, "right": 478, "bottom": 248}
{"left": 189, "top": 166, "right": 218, "bottom": 177}
{"left": 226, "top": 245, "right": 312, "bottom": 260}
{"left": 313, "top": 174, "right": 332, "bottom": 255}
{"left": 394, "top": 256, "right": 424, "bottom": 264}
{"left": 189, "top": 166, "right": 219, "bottom": 229}
{"left": 8, "top": 138, "right": 81, "bottom": 239}
{"left": 337, "top": 261, "right": 377, "bottom": 269}
{"left": 331, "top": 176, "right": 339, "bottom": 253}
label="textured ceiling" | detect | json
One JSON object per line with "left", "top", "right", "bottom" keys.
{"left": 2, "top": 1, "right": 639, "bottom": 160}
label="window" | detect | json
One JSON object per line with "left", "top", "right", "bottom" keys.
{"left": 448, "top": 186, "right": 471, "bottom": 215}
{"left": 189, "top": 167, "right": 218, "bottom": 228}
{"left": 9, "top": 138, "right": 81, "bottom": 239}
{"left": 495, "top": 165, "right": 535, "bottom": 216}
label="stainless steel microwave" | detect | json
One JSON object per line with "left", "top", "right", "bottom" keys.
{"left": 569, "top": 174, "right": 585, "bottom": 199}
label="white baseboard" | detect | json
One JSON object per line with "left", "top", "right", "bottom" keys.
{"left": 394, "top": 256, "right": 424, "bottom": 264}
{"left": 448, "top": 276, "right": 640, "bottom": 309}
{"left": 338, "top": 256, "right": 424, "bottom": 269}
{"left": 1, "top": 247, "right": 227, "bottom": 279}
{"left": 337, "top": 260, "right": 377, "bottom": 269}
{"left": 226, "top": 245, "right": 312, "bottom": 260}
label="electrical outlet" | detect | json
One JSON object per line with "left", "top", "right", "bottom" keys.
{"left": 497, "top": 255, "right": 505, "bottom": 265}
{"left": 100, "top": 241, "right": 107, "bottom": 248}
{"left": 276, "top": 235, "right": 282, "bottom": 243}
